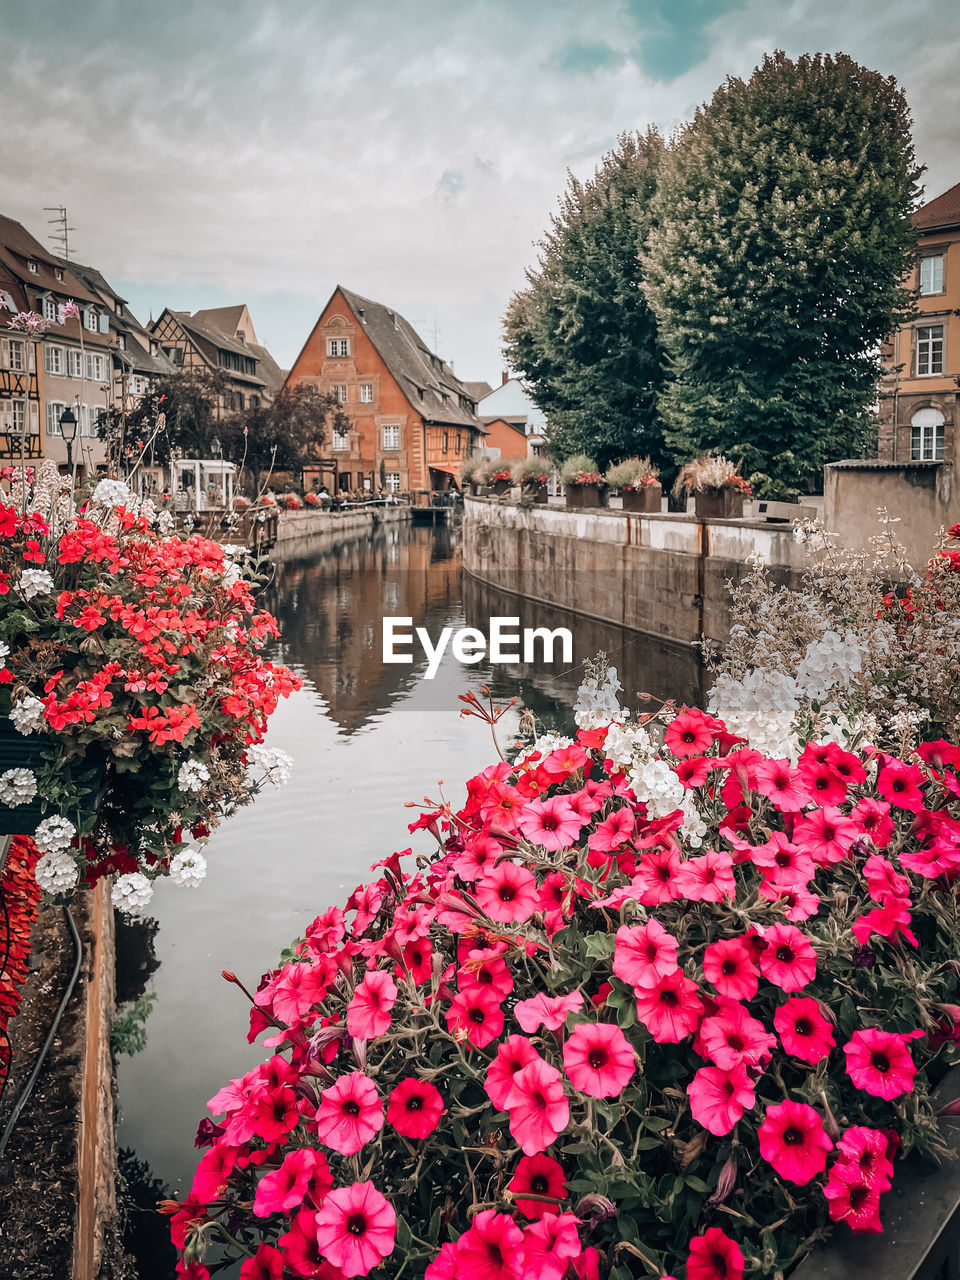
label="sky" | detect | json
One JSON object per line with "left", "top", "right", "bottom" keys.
{"left": 2, "top": 0, "right": 958, "bottom": 381}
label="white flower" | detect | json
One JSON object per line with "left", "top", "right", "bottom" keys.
{"left": 35, "top": 849, "right": 79, "bottom": 894}
{"left": 573, "top": 667, "right": 623, "bottom": 730}
{"left": 112, "top": 872, "right": 154, "bottom": 916}
{"left": 0, "top": 767, "right": 38, "bottom": 807}
{"left": 628, "top": 757, "right": 685, "bottom": 818}
{"left": 92, "top": 478, "right": 135, "bottom": 508}
{"left": 0, "top": 640, "right": 9, "bottom": 661}
{"left": 10, "top": 695, "right": 46, "bottom": 735}
{"left": 169, "top": 845, "right": 207, "bottom": 888}
{"left": 679, "top": 796, "right": 708, "bottom": 849}
{"left": 245, "top": 743, "right": 293, "bottom": 787}
{"left": 157, "top": 510, "right": 175, "bottom": 535}
{"left": 178, "top": 759, "right": 211, "bottom": 794}
{"left": 795, "top": 631, "right": 862, "bottom": 702}
{"left": 708, "top": 668, "right": 799, "bottom": 758}
{"left": 17, "top": 568, "right": 55, "bottom": 600}
{"left": 514, "top": 732, "right": 572, "bottom": 766}
{"left": 34, "top": 814, "right": 76, "bottom": 853}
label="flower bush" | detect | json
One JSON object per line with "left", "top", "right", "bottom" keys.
{"left": 304, "top": 492, "right": 323, "bottom": 507}
{"left": 0, "top": 463, "right": 300, "bottom": 912}
{"left": 672, "top": 456, "right": 752, "bottom": 499}
{"left": 562, "top": 456, "right": 605, "bottom": 488}
{"left": 0, "top": 835, "right": 42, "bottom": 1092}
{"left": 604, "top": 459, "right": 660, "bottom": 491}
{"left": 172, "top": 670, "right": 960, "bottom": 1279}
{"left": 511, "top": 458, "right": 550, "bottom": 486}
{"left": 281, "top": 494, "right": 302, "bottom": 511}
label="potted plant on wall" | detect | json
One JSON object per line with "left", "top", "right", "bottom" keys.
{"left": 511, "top": 456, "right": 549, "bottom": 503}
{"left": 459, "top": 457, "right": 480, "bottom": 495}
{"left": 490, "top": 465, "right": 513, "bottom": 496}
{"left": 561, "top": 454, "right": 606, "bottom": 509}
{"left": 605, "top": 456, "right": 662, "bottom": 512}
{"left": 0, "top": 462, "right": 300, "bottom": 915}
{"left": 673, "top": 453, "right": 752, "bottom": 518}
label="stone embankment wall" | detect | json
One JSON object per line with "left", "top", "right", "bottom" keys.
{"left": 274, "top": 504, "right": 411, "bottom": 550}
{"left": 462, "top": 497, "right": 807, "bottom": 646}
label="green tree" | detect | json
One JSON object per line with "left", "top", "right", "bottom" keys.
{"left": 218, "top": 384, "right": 347, "bottom": 491}
{"left": 503, "top": 130, "right": 668, "bottom": 472}
{"left": 642, "top": 51, "right": 922, "bottom": 497}
{"left": 100, "top": 369, "right": 227, "bottom": 473}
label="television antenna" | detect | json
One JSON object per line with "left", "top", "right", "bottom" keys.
{"left": 45, "top": 205, "right": 76, "bottom": 260}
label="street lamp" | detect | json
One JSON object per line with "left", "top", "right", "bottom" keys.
{"left": 58, "top": 406, "right": 79, "bottom": 472}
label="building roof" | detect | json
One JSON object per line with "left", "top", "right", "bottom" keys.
{"left": 59, "top": 257, "right": 174, "bottom": 376}
{"left": 337, "top": 286, "right": 483, "bottom": 430}
{"left": 914, "top": 181, "right": 960, "bottom": 232}
{"left": 191, "top": 305, "right": 249, "bottom": 337}
{"left": 463, "top": 379, "right": 493, "bottom": 402}
{"left": 188, "top": 306, "right": 284, "bottom": 393}
{"left": 0, "top": 213, "right": 98, "bottom": 304}
{"left": 481, "top": 414, "right": 527, "bottom": 434}
{"left": 162, "top": 310, "right": 268, "bottom": 387}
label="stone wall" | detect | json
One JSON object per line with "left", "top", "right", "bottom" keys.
{"left": 462, "top": 498, "right": 806, "bottom": 646}
{"left": 824, "top": 461, "right": 959, "bottom": 566}
{"left": 274, "top": 504, "right": 411, "bottom": 549}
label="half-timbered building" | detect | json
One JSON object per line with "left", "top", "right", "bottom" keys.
{"left": 149, "top": 307, "right": 277, "bottom": 414}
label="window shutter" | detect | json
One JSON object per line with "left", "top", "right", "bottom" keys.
{"left": 0, "top": 338, "right": 8, "bottom": 369}
{"left": 99, "top": 314, "right": 109, "bottom": 334}
{"left": 29, "top": 400, "right": 39, "bottom": 433}
{"left": 27, "top": 344, "right": 35, "bottom": 372}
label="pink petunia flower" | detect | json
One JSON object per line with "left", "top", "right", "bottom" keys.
{"left": 475, "top": 861, "right": 540, "bottom": 923}
{"left": 793, "top": 806, "right": 859, "bottom": 865}
{"left": 346, "top": 969, "right": 398, "bottom": 1040}
{"left": 850, "top": 797, "right": 895, "bottom": 848}
{"left": 686, "top": 1227, "right": 744, "bottom": 1280}
{"left": 508, "top": 1057, "right": 570, "bottom": 1155}
{"left": 484, "top": 1035, "right": 543, "bottom": 1110}
{"left": 798, "top": 759, "right": 849, "bottom": 807}
{"left": 774, "top": 997, "right": 835, "bottom": 1065}
{"left": 673, "top": 848, "right": 736, "bottom": 902}
{"left": 630, "top": 846, "right": 684, "bottom": 905}
{"left": 664, "top": 707, "right": 718, "bottom": 757}
{"left": 757, "top": 923, "right": 817, "bottom": 991}
{"left": 758, "top": 1099, "right": 833, "bottom": 1184}
{"left": 695, "top": 1002, "right": 775, "bottom": 1071}
{"left": 509, "top": 1153, "right": 567, "bottom": 1218}
{"left": 562, "top": 1022, "right": 635, "bottom": 1097}
{"left": 823, "top": 1162, "right": 883, "bottom": 1232}
{"left": 386, "top": 1078, "right": 445, "bottom": 1139}
{"left": 702, "top": 938, "right": 758, "bottom": 1002}
{"left": 517, "top": 795, "right": 584, "bottom": 851}
{"left": 750, "top": 832, "right": 815, "bottom": 890}
{"left": 515, "top": 990, "right": 584, "bottom": 1033}
{"left": 253, "top": 1147, "right": 331, "bottom": 1217}
{"left": 843, "top": 1027, "right": 921, "bottom": 1100}
{"left": 445, "top": 983, "right": 505, "bottom": 1048}
{"left": 876, "top": 759, "right": 926, "bottom": 812}
{"left": 314, "top": 1180, "right": 397, "bottom": 1277}
{"left": 687, "top": 1063, "right": 755, "bottom": 1136}
{"left": 612, "top": 919, "right": 679, "bottom": 989}
{"left": 455, "top": 1210, "right": 526, "bottom": 1280}
{"left": 522, "top": 1211, "right": 582, "bottom": 1280}
{"left": 238, "top": 1243, "right": 285, "bottom": 1280}
{"left": 753, "top": 758, "right": 808, "bottom": 812}
{"left": 634, "top": 969, "right": 704, "bottom": 1043}
{"left": 836, "top": 1125, "right": 895, "bottom": 1190}
{"left": 586, "top": 806, "right": 635, "bottom": 853}
{"left": 315, "top": 1072, "right": 384, "bottom": 1156}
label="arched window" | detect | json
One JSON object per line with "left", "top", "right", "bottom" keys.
{"left": 911, "top": 407, "right": 945, "bottom": 461}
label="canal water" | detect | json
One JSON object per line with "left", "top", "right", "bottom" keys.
{"left": 116, "top": 521, "right": 703, "bottom": 1219}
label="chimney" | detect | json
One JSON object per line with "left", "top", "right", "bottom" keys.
{"left": 501, "top": 370, "right": 509, "bottom": 386}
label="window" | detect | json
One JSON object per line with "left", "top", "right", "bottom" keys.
{"left": 250, "top": 394, "right": 260, "bottom": 408}
{"left": 328, "top": 338, "right": 349, "bottom": 357}
{"left": 85, "top": 353, "right": 106, "bottom": 381}
{"left": 385, "top": 472, "right": 401, "bottom": 492}
{"left": 920, "top": 254, "right": 945, "bottom": 295}
{"left": 68, "top": 349, "right": 83, "bottom": 378}
{"left": 456, "top": 430, "right": 462, "bottom": 455}
{"left": 27, "top": 260, "right": 38, "bottom": 274}
{"left": 382, "top": 424, "right": 400, "bottom": 451}
{"left": 42, "top": 296, "right": 57, "bottom": 322}
{"left": 129, "top": 375, "right": 148, "bottom": 396}
{"left": 85, "top": 309, "right": 98, "bottom": 332}
{"left": 338, "top": 471, "right": 351, "bottom": 491}
{"left": 333, "top": 384, "right": 348, "bottom": 404}
{"left": 917, "top": 325, "right": 944, "bottom": 376}
{"left": 6, "top": 399, "right": 26, "bottom": 432}
{"left": 117, "top": 334, "right": 125, "bottom": 351}
{"left": 80, "top": 405, "right": 104, "bottom": 437}
{"left": 150, "top": 340, "right": 158, "bottom": 356}
{"left": 44, "top": 344, "right": 64, "bottom": 375}
{"left": 911, "top": 407, "right": 945, "bottom": 460}
{"left": 442, "top": 431, "right": 449, "bottom": 455}
{"left": 359, "top": 383, "right": 373, "bottom": 403}
{"left": 8, "top": 339, "right": 24, "bottom": 371}
{"left": 55, "top": 268, "right": 64, "bottom": 281}
{"left": 45, "top": 401, "right": 66, "bottom": 435}
{"left": 332, "top": 428, "right": 349, "bottom": 451}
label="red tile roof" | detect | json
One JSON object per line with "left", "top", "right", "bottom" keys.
{"left": 914, "top": 181, "right": 960, "bottom": 231}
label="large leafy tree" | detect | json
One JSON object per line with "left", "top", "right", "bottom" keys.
{"left": 503, "top": 130, "right": 667, "bottom": 471}
{"left": 218, "top": 384, "right": 347, "bottom": 491}
{"left": 642, "top": 51, "right": 922, "bottom": 497}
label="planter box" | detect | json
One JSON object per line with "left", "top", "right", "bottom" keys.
{"left": 521, "top": 482, "right": 548, "bottom": 504}
{"left": 695, "top": 488, "right": 744, "bottom": 519}
{"left": 472, "top": 484, "right": 490, "bottom": 497}
{"left": 565, "top": 483, "right": 605, "bottom": 509}
{"left": 622, "top": 484, "right": 662, "bottom": 513}
{"left": 491, "top": 479, "right": 512, "bottom": 496}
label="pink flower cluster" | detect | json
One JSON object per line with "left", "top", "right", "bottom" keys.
{"left": 172, "top": 705, "right": 960, "bottom": 1279}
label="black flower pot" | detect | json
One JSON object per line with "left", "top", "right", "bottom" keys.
{"left": 0, "top": 717, "right": 105, "bottom": 837}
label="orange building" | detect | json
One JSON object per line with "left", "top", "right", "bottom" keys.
{"left": 879, "top": 181, "right": 960, "bottom": 463}
{"left": 481, "top": 416, "right": 528, "bottom": 461}
{"left": 284, "top": 287, "right": 485, "bottom": 493}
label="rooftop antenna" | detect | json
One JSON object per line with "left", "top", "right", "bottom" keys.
{"left": 45, "top": 205, "right": 76, "bottom": 260}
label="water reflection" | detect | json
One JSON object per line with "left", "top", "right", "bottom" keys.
{"left": 117, "top": 521, "right": 704, "bottom": 1212}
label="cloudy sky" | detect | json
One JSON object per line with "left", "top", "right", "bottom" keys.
{"left": 2, "top": 0, "right": 958, "bottom": 380}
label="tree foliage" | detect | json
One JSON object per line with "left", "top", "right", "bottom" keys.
{"left": 642, "top": 51, "right": 922, "bottom": 496}
{"left": 503, "top": 130, "right": 667, "bottom": 472}
{"left": 217, "top": 384, "right": 348, "bottom": 490}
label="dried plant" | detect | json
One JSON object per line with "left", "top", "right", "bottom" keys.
{"left": 605, "top": 456, "right": 660, "bottom": 489}
{"left": 672, "top": 453, "right": 748, "bottom": 497}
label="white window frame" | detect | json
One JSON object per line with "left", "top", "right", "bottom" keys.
{"left": 916, "top": 325, "right": 944, "bottom": 376}
{"left": 382, "top": 424, "right": 400, "bottom": 451}
{"left": 911, "top": 408, "right": 945, "bottom": 461}
{"left": 68, "top": 349, "right": 83, "bottom": 378}
{"left": 359, "top": 383, "right": 373, "bottom": 403}
{"left": 44, "top": 344, "right": 64, "bottom": 375}
{"left": 85, "top": 309, "right": 99, "bottom": 332}
{"left": 327, "top": 338, "right": 349, "bottom": 357}
{"left": 46, "top": 400, "right": 66, "bottom": 435}
{"left": 27, "top": 261, "right": 38, "bottom": 274}
{"left": 332, "top": 428, "right": 349, "bottom": 451}
{"left": 85, "top": 353, "right": 105, "bottom": 381}
{"left": 8, "top": 399, "right": 26, "bottom": 430}
{"left": 42, "top": 296, "right": 57, "bottom": 322}
{"left": 385, "top": 472, "right": 401, "bottom": 492}
{"left": 8, "top": 339, "right": 24, "bottom": 372}
{"left": 919, "top": 254, "right": 945, "bottom": 296}
{"left": 333, "top": 384, "right": 348, "bottom": 403}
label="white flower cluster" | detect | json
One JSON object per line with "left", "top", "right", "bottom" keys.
{"left": 602, "top": 723, "right": 653, "bottom": 769}
{"left": 157, "top": 509, "right": 175, "bottom": 535}
{"left": 112, "top": 872, "right": 154, "bottom": 917}
{"left": 514, "top": 732, "right": 572, "bottom": 767}
{"left": 92, "top": 478, "right": 135, "bottom": 508}
{"left": 169, "top": 844, "right": 207, "bottom": 888}
{"left": 0, "top": 767, "right": 38, "bottom": 807}
{"left": 795, "top": 631, "right": 862, "bottom": 702}
{"left": 17, "top": 568, "right": 55, "bottom": 600}
{"left": 679, "top": 796, "right": 708, "bottom": 849}
{"left": 35, "top": 849, "right": 79, "bottom": 894}
{"left": 627, "top": 757, "right": 685, "bottom": 818}
{"left": 10, "top": 695, "right": 46, "bottom": 735}
{"left": 573, "top": 667, "right": 623, "bottom": 730}
{"left": 246, "top": 743, "right": 293, "bottom": 787}
{"left": 707, "top": 668, "right": 800, "bottom": 758}
{"left": 178, "top": 759, "right": 211, "bottom": 794}
{"left": 34, "top": 814, "right": 76, "bottom": 853}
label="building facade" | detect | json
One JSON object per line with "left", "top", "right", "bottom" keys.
{"left": 476, "top": 376, "right": 548, "bottom": 458}
{"left": 879, "top": 181, "right": 960, "bottom": 464}
{"left": 149, "top": 306, "right": 277, "bottom": 415}
{"left": 284, "top": 287, "right": 485, "bottom": 493}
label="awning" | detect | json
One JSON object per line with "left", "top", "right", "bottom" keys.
{"left": 428, "top": 463, "right": 461, "bottom": 487}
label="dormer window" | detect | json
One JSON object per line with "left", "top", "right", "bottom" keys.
{"left": 42, "top": 296, "right": 57, "bottom": 322}
{"left": 150, "top": 340, "right": 158, "bottom": 356}
{"left": 85, "top": 309, "right": 98, "bottom": 332}
{"left": 55, "top": 268, "right": 64, "bottom": 281}
{"left": 117, "top": 334, "right": 125, "bottom": 351}
{"left": 27, "top": 260, "right": 38, "bottom": 274}
{"left": 236, "top": 329, "right": 245, "bottom": 344}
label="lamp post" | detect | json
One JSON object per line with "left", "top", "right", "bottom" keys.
{"left": 58, "top": 405, "right": 79, "bottom": 474}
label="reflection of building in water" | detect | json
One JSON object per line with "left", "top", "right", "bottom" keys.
{"left": 264, "top": 527, "right": 463, "bottom": 733}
